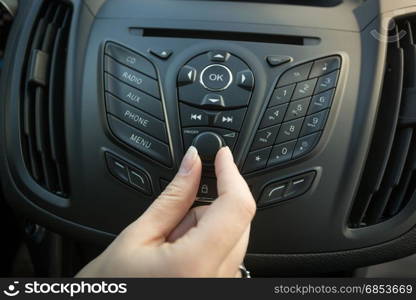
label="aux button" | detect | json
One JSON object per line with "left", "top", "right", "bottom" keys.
{"left": 200, "top": 64, "right": 233, "bottom": 91}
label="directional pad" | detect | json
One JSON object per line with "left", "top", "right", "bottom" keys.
{"left": 177, "top": 50, "right": 254, "bottom": 109}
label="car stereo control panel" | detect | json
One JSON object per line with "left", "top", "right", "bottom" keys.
{"left": 102, "top": 42, "right": 342, "bottom": 204}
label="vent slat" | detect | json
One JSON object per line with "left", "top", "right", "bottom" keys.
{"left": 349, "top": 34, "right": 404, "bottom": 226}
{"left": 349, "top": 18, "right": 416, "bottom": 228}
{"left": 20, "top": 1, "right": 72, "bottom": 198}
{"left": 48, "top": 9, "right": 71, "bottom": 196}
{"left": 364, "top": 128, "right": 412, "bottom": 224}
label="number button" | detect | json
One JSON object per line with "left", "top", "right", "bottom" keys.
{"left": 267, "top": 140, "right": 297, "bottom": 166}
{"left": 270, "top": 84, "right": 295, "bottom": 106}
{"left": 260, "top": 104, "right": 288, "bottom": 129}
{"left": 315, "top": 70, "right": 339, "bottom": 94}
{"left": 300, "top": 109, "right": 329, "bottom": 136}
{"left": 292, "top": 78, "right": 317, "bottom": 100}
{"left": 276, "top": 118, "right": 304, "bottom": 143}
{"left": 308, "top": 89, "right": 335, "bottom": 114}
{"left": 251, "top": 125, "right": 280, "bottom": 150}
{"left": 284, "top": 97, "right": 311, "bottom": 121}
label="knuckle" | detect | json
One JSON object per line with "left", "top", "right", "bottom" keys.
{"left": 239, "top": 193, "right": 257, "bottom": 219}
{"left": 160, "top": 181, "right": 182, "bottom": 199}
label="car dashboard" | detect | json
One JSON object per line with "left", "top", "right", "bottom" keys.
{"left": 1, "top": 0, "right": 416, "bottom": 276}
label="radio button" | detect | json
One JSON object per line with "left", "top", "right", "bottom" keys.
{"left": 104, "top": 56, "right": 160, "bottom": 98}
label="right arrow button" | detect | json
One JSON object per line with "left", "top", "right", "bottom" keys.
{"left": 237, "top": 69, "right": 254, "bottom": 90}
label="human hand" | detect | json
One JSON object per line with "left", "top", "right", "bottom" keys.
{"left": 76, "top": 146, "right": 256, "bottom": 277}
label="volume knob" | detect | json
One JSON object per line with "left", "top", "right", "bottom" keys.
{"left": 192, "top": 131, "right": 224, "bottom": 163}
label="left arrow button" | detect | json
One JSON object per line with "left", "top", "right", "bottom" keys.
{"left": 178, "top": 65, "right": 197, "bottom": 86}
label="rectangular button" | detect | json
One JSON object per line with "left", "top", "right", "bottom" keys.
{"left": 315, "top": 70, "right": 339, "bottom": 94}
{"left": 284, "top": 98, "right": 311, "bottom": 121}
{"left": 128, "top": 168, "right": 152, "bottom": 194}
{"left": 308, "top": 89, "right": 335, "bottom": 114}
{"left": 267, "top": 140, "right": 296, "bottom": 166}
{"left": 300, "top": 110, "right": 329, "bottom": 137}
{"left": 276, "top": 118, "right": 304, "bottom": 143}
{"left": 180, "top": 103, "right": 210, "bottom": 127}
{"left": 309, "top": 56, "right": 341, "bottom": 78}
{"left": 293, "top": 132, "right": 321, "bottom": 159}
{"left": 251, "top": 125, "right": 280, "bottom": 151}
{"left": 292, "top": 78, "right": 317, "bottom": 100}
{"left": 213, "top": 108, "right": 247, "bottom": 131}
{"left": 105, "top": 74, "right": 164, "bottom": 120}
{"left": 108, "top": 115, "right": 171, "bottom": 167}
{"left": 243, "top": 147, "right": 272, "bottom": 173}
{"left": 260, "top": 104, "right": 288, "bottom": 129}
{"left": 197, "top": 177, "right": 218, "bottom": 201}
{"left": 277, "top": 62, "right": 313, "bottom": 87}
{"left": 105, "top": 43, "right": 157, "bottom": 79}
{"left": 104, "top": 56, "right": 160, "bottom": 98}
{"left": 284, "top": 172, "right": 316, "bottom": 198}
{"left": 106, "top": 154, "right": 129, "bottom": 183}
{"left": 269, "top": 84, "right": 295, "bottom": 106}
{"left": 106, "top": 94, "right": 167, "bottom": 142}
{"left": 259, "top": 181, "right": 289, "bottom": 206}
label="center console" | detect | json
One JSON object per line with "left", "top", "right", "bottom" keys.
{"left": 102, "top": 39, "right": 342, "bottom": 204}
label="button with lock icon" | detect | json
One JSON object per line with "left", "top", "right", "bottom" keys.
{"left": 197, "top": 177, "right": 218, "bottom": 201}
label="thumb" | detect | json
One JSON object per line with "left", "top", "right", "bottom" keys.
{"left": 128, "top": 146, "right": 202, "bottom": 243}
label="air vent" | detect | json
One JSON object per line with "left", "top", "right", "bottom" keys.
{"left": 21, "top": 1, "right": 72, "bottom": 197}
{"left": 349, "top": 16, "right": 416, "bottom": 228}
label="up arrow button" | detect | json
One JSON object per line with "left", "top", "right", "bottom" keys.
{"left": 208, "top": 50, "right": 230, "bottom": 62}
{"left": 237, "top": 70, "right": 254, "bottom": 90}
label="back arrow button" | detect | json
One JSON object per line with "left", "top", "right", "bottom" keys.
{"left": 178, "top": 65, "right": 197, "bottom": 86}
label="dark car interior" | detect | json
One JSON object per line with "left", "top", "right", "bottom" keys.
{"left": 2, "top": 0, "right": 416, "bottom": 277}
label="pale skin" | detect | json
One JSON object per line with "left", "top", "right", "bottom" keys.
{"left": 76, "top": 146, "right": 256, "bottom": 278}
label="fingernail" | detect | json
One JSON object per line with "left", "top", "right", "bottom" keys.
{"left": 179, "top": 146, "right": 198, "bottom": 175}
{"left": 222, "top": 146, "right": 234, "bottom": 161}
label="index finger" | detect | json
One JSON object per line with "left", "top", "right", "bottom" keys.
{"left": 176, "top": 147, "right": 256, "bottom": 263}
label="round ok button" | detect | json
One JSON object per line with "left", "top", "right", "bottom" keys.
{"left": 200, "top": 64, "right": 233, "bottom": 91}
